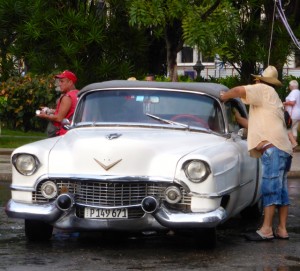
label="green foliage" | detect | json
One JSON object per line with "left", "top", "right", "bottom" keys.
{"left": 209, "top": 75, "right": 242, "bottom": 89}
{"left": 128, "top": 0, "right": 166, "bottom": 27}
{"left": 4, "top": 0, "right": 149, "bottom": 87}
{"left": 0, "top": 136, "right": 45, "bottom": 148}
{"left": 0, "top": 0, "right": 30, "bottom": 81}
{"left": 0, "top": 73, "right": 58, "bottom": 131}
{"left": 0, "top": 128, "right": 46, "bottom": 148}
{"left": 153, "top": 75, "right": 171, "bottom": 82}
{"left": 178, "top": 75, "right": 194, "bottom": 82}
{"left": 127, "top": 0, "right": 242, "bottom": 81}
{"left": 182, "top": 1, "right": 239, "bottom": 54}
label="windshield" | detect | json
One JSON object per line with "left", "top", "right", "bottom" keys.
{"left": 74, "top": 89, "right": 225, "bottom": 133}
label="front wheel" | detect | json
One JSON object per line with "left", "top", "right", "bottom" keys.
{"left": 25, "top": 220, "right": 53, "bottom": 241}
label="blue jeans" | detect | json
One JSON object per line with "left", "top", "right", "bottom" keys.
{"left": 260, "top": 146, "right": 291, "bottom": 207}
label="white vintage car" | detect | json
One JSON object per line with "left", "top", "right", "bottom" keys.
{"left": 5, "top": 80, "right": 261, "bottom": 247}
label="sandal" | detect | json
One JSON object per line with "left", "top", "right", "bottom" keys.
{"left": 244, "top": 230, "right": 274, "bottom": 241}
{"left": 274, "top": 229, "right": 289, "bottom": 240}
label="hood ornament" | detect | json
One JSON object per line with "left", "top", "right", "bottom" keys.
{"left": 106, "top": 133, "right": 122, "bottom": 140}
{"left": 94, "top": 158, "right": 122, "bottom": 171}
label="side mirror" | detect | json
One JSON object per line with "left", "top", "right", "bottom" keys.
{"left": 61, "top": 118, "right": 71, "bottom": 130}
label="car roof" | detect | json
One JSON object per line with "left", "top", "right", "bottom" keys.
{"left": 78, "top": 80, "right": 229, "bottom": 98}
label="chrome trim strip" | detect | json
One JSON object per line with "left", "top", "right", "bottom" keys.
{"left": 9, "top": 175, "right": 174, "bottom": 192}
{"left": 44, "top": 174, "right": 172, "bottom": 182}
{"left": 76, "top": 202, "right": 141, "bottom": 209}
{"left": 189, "top": 179, "right": 254, "bottom": 199}
{"left": 10, "top": 185, "right": 35, "bottom": 192}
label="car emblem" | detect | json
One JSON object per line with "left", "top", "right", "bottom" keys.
{"left": 94, "top": 158, "right": 122, "bottom": 171}
{"left": 106, "top": 133, "right": 122, "bottom": 140}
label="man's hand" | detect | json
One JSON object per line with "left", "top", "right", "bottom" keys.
{"left": 219, "top": 91, "right": 227, "bottom": 102}
{"left": 220, "top": 86, "right": 246, "bottom": 102}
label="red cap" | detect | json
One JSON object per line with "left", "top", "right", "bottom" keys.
{"left": 55, "top": 70, "right": 77, "bottom": 84}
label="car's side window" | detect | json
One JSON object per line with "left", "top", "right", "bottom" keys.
{"left": 225, "top": 101, "right": 247, "bottom": 133}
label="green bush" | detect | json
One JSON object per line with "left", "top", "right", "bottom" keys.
{"left": 207, "top": 75, "right": 241, "bottom": 88}
{"left": 0, "top": 73, "right": 59, "bottom": 132}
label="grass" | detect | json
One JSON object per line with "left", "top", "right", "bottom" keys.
{"left": 0, "top": 128, "right": 46, "bottom": 148}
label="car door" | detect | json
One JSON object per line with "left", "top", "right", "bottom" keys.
{"left": 225, "top": 100, "right": 260, "bottom": 201}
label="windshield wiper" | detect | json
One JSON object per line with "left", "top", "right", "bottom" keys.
{"left": 146, "top": 113, "right": 188, "bottom": 128}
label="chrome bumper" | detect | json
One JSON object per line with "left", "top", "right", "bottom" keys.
{"left": 5, "top": 197, "right": 227, "bottom": 230}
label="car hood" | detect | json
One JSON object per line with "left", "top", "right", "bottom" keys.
{"left": 48, "top": 127, "right": 224, "bottom": 178}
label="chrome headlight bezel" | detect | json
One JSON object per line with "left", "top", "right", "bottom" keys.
{"left": 12, "top": 153, "right": 40, "bottom": 176}
{"left": 183, "top": 160, "right": 211, "bottom": 183}
{"left": 41, "top": 181, "right": 58, "bottom": 199}
{"left": 164, "top": 186, "right": 182, "bottom": 204}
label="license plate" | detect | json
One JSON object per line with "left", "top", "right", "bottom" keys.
{"left": 84, "top": 207, "right": 128, "bottom": 219}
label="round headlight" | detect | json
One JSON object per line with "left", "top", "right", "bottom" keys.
{"left": 41, "top": 181, "right": 58, "bottom": 199}
{"left": 164, "top": 186, "right": 182, "bottom": 204}
{"left": 13, "top": 154, "right": 39, "bottom": 176}
{"left": 184, "top": 160, "right": 210, "bottom": 183}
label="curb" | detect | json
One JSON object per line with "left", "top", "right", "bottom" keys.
{"left": 0, "top": 149, "right": 14, "bottom": 155}
{"left": 0, "top": 173, "right": 12, "bottom": 182}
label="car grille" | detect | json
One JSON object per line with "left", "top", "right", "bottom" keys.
{"left": 32, "top": 179, "right": 191, "bottom": 218}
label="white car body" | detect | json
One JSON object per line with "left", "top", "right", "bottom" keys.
{"left": 6, "top": 81, "right": 261, "bottom": 246}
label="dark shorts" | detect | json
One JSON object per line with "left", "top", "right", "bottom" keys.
{"left": 260, "top": 146, "right": 291, "bottom": 207}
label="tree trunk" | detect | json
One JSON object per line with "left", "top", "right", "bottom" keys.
{"left": 164, "top": 20, "right": 184, "bottom": 82}
{"left": 166, "top": 38, "right": 178, "bottom": 82}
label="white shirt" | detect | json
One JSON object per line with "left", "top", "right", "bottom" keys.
{"left": 285, "top": 88, "right": 300, "bottom": 120}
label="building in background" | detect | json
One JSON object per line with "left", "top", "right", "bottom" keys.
{"left": 177, "top": 46, "right": 300, "bottom": 79}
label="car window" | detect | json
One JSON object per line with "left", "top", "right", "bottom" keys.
{"left": 225, "top": 100, "right": 247, "bottom": 132}
{"left": 74, "top": 89, "right": 225, "bottom": 133}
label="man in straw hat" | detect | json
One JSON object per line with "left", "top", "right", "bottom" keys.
{"left": 220, "top": 65, "right": 293, "bottom": 241}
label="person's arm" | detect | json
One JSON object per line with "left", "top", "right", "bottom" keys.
{"left": 283, "top": 100, "right": 296, "bottom": 106}
{"left": 233, "top": 108, "right": 248, "bottom": 128}
{"left": 37, "top": 96, "right": 72, "bottom": 122}
{"left": 220, "top": 86, "right": 247, "bottom": 101}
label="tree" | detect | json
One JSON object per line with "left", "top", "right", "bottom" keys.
{"left": 8, "top": 0, "right": 149, "bottom": 86}
{"left": 128, "top": 0, "right": 239, "bottom": 81}
{"left": 0, "top": 0, "right": 29, "bottom": 81}
{"left": 204, "top": 0, "right": 300, "bottom": 83}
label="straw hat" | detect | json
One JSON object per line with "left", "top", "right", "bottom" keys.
{"left": 251, "top": 66, "right": 282, "bottom": 87}
{"left": 127, "top": 77, "right": 137, "bottom": 81}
